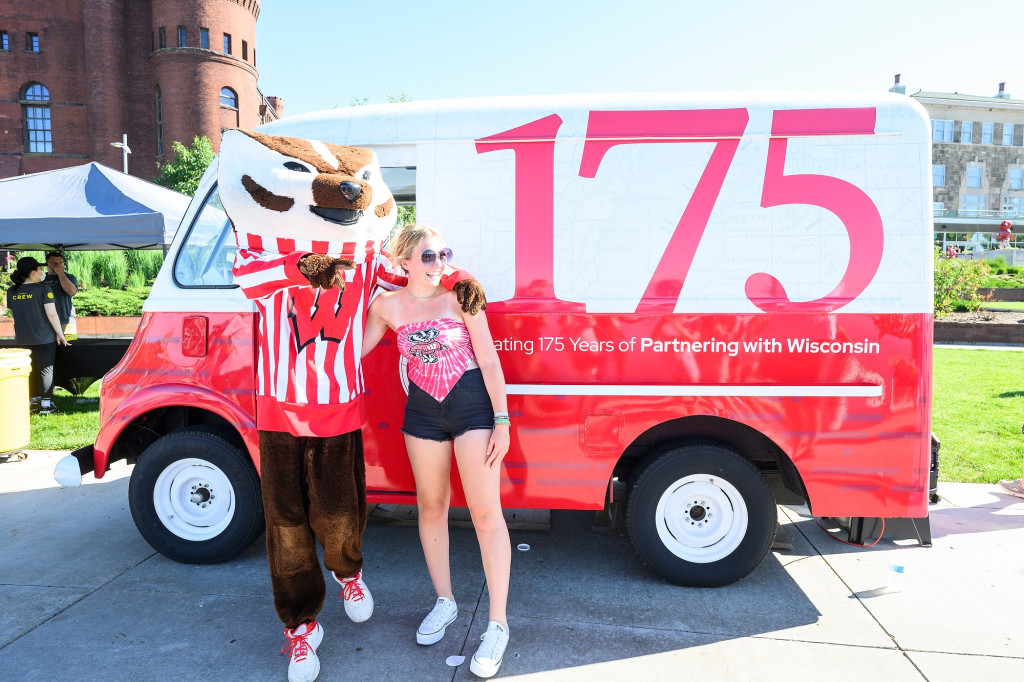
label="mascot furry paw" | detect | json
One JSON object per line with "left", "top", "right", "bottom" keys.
{"left": 218, "top": 129, "right": 484, "bottom": 644}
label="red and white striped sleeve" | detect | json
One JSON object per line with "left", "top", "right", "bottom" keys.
{"left": 372, "top": 248, "right": 476, "bottom": 293}
{"left": 440, "top": 264, "right": 476, "bottom": 290}
{"left": 373, "top": 250, "right": 407, "bottom": 292}
{"left": 232, "top": 247, "right": 309, "bottom": 301}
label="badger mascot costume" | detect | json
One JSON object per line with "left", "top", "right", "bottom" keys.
{"left": 218, "top": 129, "right": 484, "bottom": 682}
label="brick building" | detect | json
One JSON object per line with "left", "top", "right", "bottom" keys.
{"left": 889, "top": 76, "right": 1024, "bottom": 250}
{"left": 0, "top": 0, "right": 282, "bottom": 182}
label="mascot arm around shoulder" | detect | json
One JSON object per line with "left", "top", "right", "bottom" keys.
{"left": 297, "top": 252, "right": 486, "bottom": 314}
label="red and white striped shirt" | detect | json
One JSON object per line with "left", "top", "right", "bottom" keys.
{"left": 233, "top": 232, "right": 405, "bottom": 437}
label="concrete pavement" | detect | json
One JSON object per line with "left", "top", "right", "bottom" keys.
{"left": 1, "top": 450, "right": 1022, "bottom": 681}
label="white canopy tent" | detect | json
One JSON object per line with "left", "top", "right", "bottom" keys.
{"left": 0, "top": 162, "right": 191, "bottom": 250}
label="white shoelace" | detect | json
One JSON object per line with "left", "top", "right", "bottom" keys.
{"left": 421, "top": 598, "right": 456, "bottom": 631}
{"left": 476, "top": 622, "right": 507, "bottom": 661}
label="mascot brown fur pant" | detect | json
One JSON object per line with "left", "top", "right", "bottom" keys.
{"left": 262, "top": 254, "right": 484, "bottom": 629}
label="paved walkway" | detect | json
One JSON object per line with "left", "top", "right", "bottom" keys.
{"left": 1, "top": 451, "right": 1022, "bottom": 681}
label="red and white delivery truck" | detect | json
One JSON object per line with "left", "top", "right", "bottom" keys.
{"left": 55, "top": 93, "right": 935, "bottom": 586}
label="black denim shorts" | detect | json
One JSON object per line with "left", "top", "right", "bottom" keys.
{"left": 402, "top": 368, "right": 495, "bottom": 442}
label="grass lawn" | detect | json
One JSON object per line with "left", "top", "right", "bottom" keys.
{"left": 981, "top": 301, "right": 1024, "bottom": 311}
{"left": 27, "top": 381, "right": 101, "bottom": 450}
{"left": 16, "top": 348, "right": 1024, "bottom": 483}
{"left": 932, "top": 347, "right": 1024, "bottom": 483}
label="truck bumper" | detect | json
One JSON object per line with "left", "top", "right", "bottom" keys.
{"left": 53, "top": 445, "right": 96, "bottom": 488}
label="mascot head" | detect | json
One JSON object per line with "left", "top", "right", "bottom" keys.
{"left": 218, "top": 129, "right": 396, "bottom": 244}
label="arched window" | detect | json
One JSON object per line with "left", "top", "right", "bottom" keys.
{"left": 219, "top": 87, "right": 237, "bottom": 109}
{"left": 22, "top": 83, "right": 51, "bottom": 153}
{"left": 155, "top": 86, "right": 163, "bottom": 156}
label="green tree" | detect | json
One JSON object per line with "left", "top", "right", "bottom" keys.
{"left": 154, "top": 136, "right": 215, "bottom": 196}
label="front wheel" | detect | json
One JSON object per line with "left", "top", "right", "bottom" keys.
{"left": 626, "top": 443, "right": 777, "bottom": 586}
{"left": 129, "top": 426, "right": 264, "bottom": 563}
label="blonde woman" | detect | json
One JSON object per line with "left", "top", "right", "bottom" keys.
{"left": 363, "top": 224, "right": 511, "bottom": 678}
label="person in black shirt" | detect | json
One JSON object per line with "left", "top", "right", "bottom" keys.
{"left": 44, "top": 251, "right": 78, "bottom": 337}
{"left": 6, "top": 257, "right": 69, "bottom": 414}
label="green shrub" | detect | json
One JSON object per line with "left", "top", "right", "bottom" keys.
{"left": 934, "top": 250, "right": 990, "bottom": 315}
{"left": 101, "top": 252, "right": 129, "bottom": 289}
{"left": 73, "top": 286, "right": 150, "bottom": 316}
{"left": 981, "top": 273, "right": 1024, "bottom": 289}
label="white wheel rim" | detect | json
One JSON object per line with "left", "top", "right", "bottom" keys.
{"left": 654, "top": 473, "right": 748, "bottom": 564}
{"left": 152, "top": 458, "right": 236, "bottom": 541}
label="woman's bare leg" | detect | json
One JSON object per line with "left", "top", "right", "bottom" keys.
{"left": 406, "top": 434, "right": 455, "bottom": 599}
{"left": 453, "top": 429, "right": 510, "bottom": 626}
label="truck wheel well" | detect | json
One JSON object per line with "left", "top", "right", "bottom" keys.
{"left": 110, "top": 406, "right": 242, "bottom": 465}
{"left": 613, "top": 415, "right": 808, "bottom": 506}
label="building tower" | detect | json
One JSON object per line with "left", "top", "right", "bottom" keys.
{"left": 0, "top": 0, "right": 281, "bottom": 181}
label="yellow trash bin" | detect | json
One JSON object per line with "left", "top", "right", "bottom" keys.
{"left": 0, "top": 348, "right": 31, "bottom": 456}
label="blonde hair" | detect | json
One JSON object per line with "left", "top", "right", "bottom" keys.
{"left": 389, "top": 223, "right": 444, "bottom": 271}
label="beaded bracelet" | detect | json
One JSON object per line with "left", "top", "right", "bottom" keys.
{"left": 493, "top": 416, "right": 511, "bottom": 426}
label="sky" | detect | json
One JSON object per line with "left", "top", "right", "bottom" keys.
{"left": 256, "top": 0, "right": 1022, "bottom": 116}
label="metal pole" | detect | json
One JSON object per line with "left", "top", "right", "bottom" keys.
{"left": 122, "top": 134, "right": 129, "bottom": 174}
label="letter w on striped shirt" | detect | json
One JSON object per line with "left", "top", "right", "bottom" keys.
{"left": 288, "top": 286, "right": 350, "bottom": 351}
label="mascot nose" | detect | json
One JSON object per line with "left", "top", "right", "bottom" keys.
{"left": 339, "top": 181, "right": 362, "bottom": 202}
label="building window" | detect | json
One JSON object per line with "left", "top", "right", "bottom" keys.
{"left": 26, "top": 32, "right": 39, "bottom": 52}
{"left": 982, "top": 122, "right": 993, "bottom": 144}
{"left": 961, "top": 195, "right": 985, "bottom": 213}
{"left": 200, "top": 28, "right": 209, "bottom": 50}
{"left": 932, "top": 164, "right": 945, "bottom": 187}
{"left": 1003, "top": 196, "right": 1024, "bottom": 216}
{"left": 252, "top": 48, "right": 256, "bottom": 66}
{"left": 933, "top": 202, "right": 944, "bottom": 214}
{"left": 1010, "top": 168, "right": 1023, "bottom": 191}
{"left": 931, "top": 120, "right": 953, "bottom": 142}
{"left": 223, "top": 33, "right": 231, "bottom": 54}
{"left": 967, "top": 166, "right": 983, "bottom": 188}
{"left": 960, "top": 121, "right": 973, "bottom": 143}
{"left": 158, "top": 27, "right": 166, "bottom": 48}
{"left": 1003, "top": 124, "right": 1014, "bottom": 146}
{"left": 242, "top": 40, "right": 248, "bottom": 61}
{"left": 156, "top": 87, "right": 163, "bottom": 156}
{"left": 220, "top": 87, "right": 237, "bottom": 109}
{"left": 22, "top": 83, "right": 52, "bottom": 153}
{"left": 1, "top": 31, "right": 9, "bottom": 51}
{"left": 177, "top": 26, "right": 186, "bottom": 47}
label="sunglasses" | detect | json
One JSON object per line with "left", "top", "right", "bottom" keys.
{"left": 420, "top": 247, "right": 453, "bottom": 266}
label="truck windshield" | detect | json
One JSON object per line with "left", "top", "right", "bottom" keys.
{"left": 173, "top": 186, "right": 236, "bottom": 288}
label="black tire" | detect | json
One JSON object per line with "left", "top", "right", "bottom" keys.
{"left": 129, "top": 426, "right": 264, "bottom": 564}
{"left": 626, "top": 442, "right": 777, "bottom": 587}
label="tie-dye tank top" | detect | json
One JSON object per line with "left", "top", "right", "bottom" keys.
{"left": 396, "top": 318, "right": 476, "bottom": 401}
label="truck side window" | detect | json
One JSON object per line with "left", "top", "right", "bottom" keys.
{"left": 173, "top": 185, "right": 237, "bottom": 288}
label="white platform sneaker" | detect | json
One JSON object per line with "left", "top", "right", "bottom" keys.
{"left": 333, "top": 570, "right": 374, "bottom": 622}
{"left": 416, "top": 596, "right": 458, "bottom": 645}
{"left": 470, "top": 621, "right": 509, "bottom": 678}
{"left": 282, "top": 620, "right": 323, "bottom": 682}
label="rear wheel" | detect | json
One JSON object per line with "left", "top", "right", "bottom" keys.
{"left": 626, "top": 442, "right": 777, "bottom": 586}
{"left": 129, "top": 426, "right": 264, "bottom": 563}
